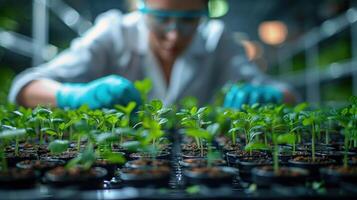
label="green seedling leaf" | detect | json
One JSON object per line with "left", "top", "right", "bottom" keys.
{"left": 121, "top": 141, "right": 141, "bottom": 152}
{"left": 294, "top": 103, "right": 309, "bottom": 113}
{"left": 186, "top": 128, "right": 211, "bottom": 141}
{"left": 134, "top": 78, "right": 152, "bottom": 97}
{"left": 0, "top": 129, "right": 26, "bottom": 140}
{"left": 101, "top": 152, "right": 126, "bottom": 164}
{"left": 207, "top": 123, "right": 220, "bottom": 136}
{"left": 277, "top": 133, "right": 296, "bottom": 144}
{"left": 190, "top": 107, "right": 198, "bottom": 115}
{"left": 34, "top": 107, "right": 52, "bottom": 115}
{"left": 96, "top": 132, "right": 119, "bottom": 144}
{"left": 12, "top": 110, "right": 23, "bottom": 117}
{"left": 43, "top": 128, "right": 58, "bottom": 136}
{"left": 245, "top": 142, "right": 269, "bottom": 151}
{"left": 186, "top": 185, "right": 201, "bottom": 194}
{"left": 48, "top": 140, "right": 69, "bottom": 155}
{"left": 303, "top": 117, "right": 313, "bottom": 126}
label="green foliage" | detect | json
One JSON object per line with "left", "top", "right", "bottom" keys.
{"left": 134, "top": 78, "right": 152, "bottom": 103}
{"left": 48, "top": 140, "right": 69, "bottom": 155}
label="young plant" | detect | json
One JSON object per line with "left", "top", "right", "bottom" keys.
{"left": 0, "top": 129, "right": 26, "bottom": 172}
{"left": 282, "top": 103, "right": 308, "bottom": 154}
{"left": 134, "top": 78, "right": 152, "bottom": 104}
{"left": 302, "top": 110, "right": 324, "bottom": 162}
{"left": 177, "top": 106, "right": 211, "bottom": 156}
{"left": 186, "top": 123, "right": 220, "bottom": 162}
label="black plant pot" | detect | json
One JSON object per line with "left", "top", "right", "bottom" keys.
{"left": 225, "top": 150, "right": 268, "bottom": 166}
{"left": 235, "top": 157, "right": 272, "bottom": 183}
{"left": 252, "top": 166, "right": 309, "bottom": 187}
{"left": 183, "top": 166, "right": 237, "bottom": 187}
{"left": 0, "top": 168, "right": 38, "bottom": 189}
{"left": 44, "top": 166, "right": 107, "bottom": 189}
{"left": 182, "top": 150, "right": 207, "bottom": 159}
{"left": 6, "top": 151, "right": 37, "bottom": 167}
{"left": 40, "top": 151, "right": 78, "bottom": 161}
{"left": 119, "top": 167, "right": 171, "bottom": 188}
{"left": 129, "top": 151, "right": 171, "bottom": 160}
{"left": 320, "top": 166, "right": 357, "bottom": 186}
{"left": 179, "top": 158, "right": 226, "bottom": 168}
{"left": 125, "top": 159, "right": 171, "bottom": 169}
{"left": 16, "top": 158, "right": 65, "bottom": 177}
{"left": 316, "top": 151, "right": 356, "bottom": 164}
{"left": 288, "top": 156, "right": 335, "bottom": 179}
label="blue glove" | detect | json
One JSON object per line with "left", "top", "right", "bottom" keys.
{"left": 56, "top": 75, "right": 142, "bottom": 109}
{"left": 223, "top": 84, "right": 283, "bottom": 109}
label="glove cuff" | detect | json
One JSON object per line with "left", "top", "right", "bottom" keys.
{"left": 56, "top": 84, "right": 80, "bottom": 108}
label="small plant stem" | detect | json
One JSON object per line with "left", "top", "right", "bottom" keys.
{"left": 297, "top": 133, "right": 301, "bottom": 144}
{"left": 343, "top": 130, "right": 349, "bottom": 168}
{"left": 312, "top": 123, "right": 316, "bottom": 162}
{"left": 200, "top": 139, "right": 204, "bottom": 157}
{"left": 195, "top": 137, "right": 200, "bottom": 151}
{"left": 0, "top": 147, "right": 8, "bottom": 172}
{"left": 264, "top": 133, "right": 268, "bottom": 146}
{"left": 77, "top": 136, "right": 81, "bottom": 151}
{"left": 292, "top": 138, "right": 296, "bottom": 155}
{"left": 232, "top": 132, "right": 236, "bottom": 146}
{"left": 207, "top": 146, "right": 212, "bottom": 168}
{"left": 15, "top": 138, "right": 19, "bottom": 156}
{"left": 40, "top": 131, "right": 43, "bottom": 145}
{"left": 273, "top": 140, "right": 279, "bottom": 174}
{"left": 325, "top": 130, "right": 329, "bottom": 145}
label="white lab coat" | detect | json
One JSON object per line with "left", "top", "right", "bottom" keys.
{"left": 9, "top": 10, "right": 290, "bottom": 106}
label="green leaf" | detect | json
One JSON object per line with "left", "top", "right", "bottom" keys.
{"left": 303, "top": 117, "right": 313, "bottom": 126}
{"left": 48, "top": 140, "right": 69, "bottom": 155}
{"left": 96, "top": 132, "right": 119, "bottom": 144}
{"left": 134, "top": 78, "right": 152, "bottom": 97}
{"left": 44, "top": 128, "right": 58, "bottom": 136}
{"left": 294, "top": 103, "right": 309, "bottom": 113}
{"left": 277, "top": 133, "right": 296, "bottom": 144}
{"left": 151, "top": 99, "right": 163, "bottom": 110}
{"left": 101, "top": 152, "right": 126, "bottom": 164}
{"left": 116, "top": 102, "right": 136, "bottom": 115}
{"left": 244, "top": 142, "right": 269, "bottom": 151}
{"left": 0, "top": 129, "right": 26, "bottom": 140}
{"left": 186, "top": 185, "right": 201, "bottom": 194}
{"left": 121, "top": 141, "right": 141, "bottom": 152}
{"left": 186, "top": 128, "right": 211, "bottom": 140}
{"left": 190, "top": 107, "right": 198, "bottom": 115}
{"left": 207, "top": 123, "right": 220, "bottom": 136}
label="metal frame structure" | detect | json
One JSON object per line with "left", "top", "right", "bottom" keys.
{"left": 275, "top": 5, "right": 357, "bottom": 105}
{"left": 0, "top": 0, "right": 92, "bottom": 67}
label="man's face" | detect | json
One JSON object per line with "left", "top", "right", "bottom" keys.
{"left": 145, "top": 0, "right": 206, "bottom": 61}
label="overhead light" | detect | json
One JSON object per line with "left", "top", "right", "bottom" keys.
{"left": 208, "top": 0, "right": 229, "bottom": 18}
{"left": 258, "top": 21, "right": 288, "bottom": 46}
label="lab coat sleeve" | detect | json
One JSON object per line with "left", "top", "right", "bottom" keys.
{"left": 215, "top": 30, "right": 295, "bottom": 95}
{"left": 8, "top": 10, "right": 125, "bottom": 103}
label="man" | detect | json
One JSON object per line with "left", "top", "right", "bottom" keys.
{"left": 9, "top": 0, "right": 295, "bottom": 109}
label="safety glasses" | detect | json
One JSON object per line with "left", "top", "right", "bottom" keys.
{"left": 138, "top": 0, "right": 208, "bottom": 37}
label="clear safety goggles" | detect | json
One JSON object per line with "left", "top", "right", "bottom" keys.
{"left": 138, "top": 0, "right": 208, "bottom": 37}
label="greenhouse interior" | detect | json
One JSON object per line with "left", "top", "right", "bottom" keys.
{"left": 0, "top": 0, "right": 357, "bottom": 199}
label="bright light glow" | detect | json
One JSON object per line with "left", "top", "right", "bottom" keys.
{"left": 208, "top": 0, "right": 229, "bottom": 18}
{"left": 258, "top": 21, "right": 288, "bottom": 45}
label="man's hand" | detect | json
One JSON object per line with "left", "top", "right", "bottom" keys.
{"left": 223, "top": 84, "right": 283, "bottom": 109}
{"left": 56, "top": 75, "right": 142, "bottom": 109}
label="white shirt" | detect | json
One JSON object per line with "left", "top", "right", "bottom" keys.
{"left": 9, "top": 10, "right": 290, "bottom": 106}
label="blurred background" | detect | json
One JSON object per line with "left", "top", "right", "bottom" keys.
{"left": 0, "top": 0, "right": 356, "bottom": 106}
